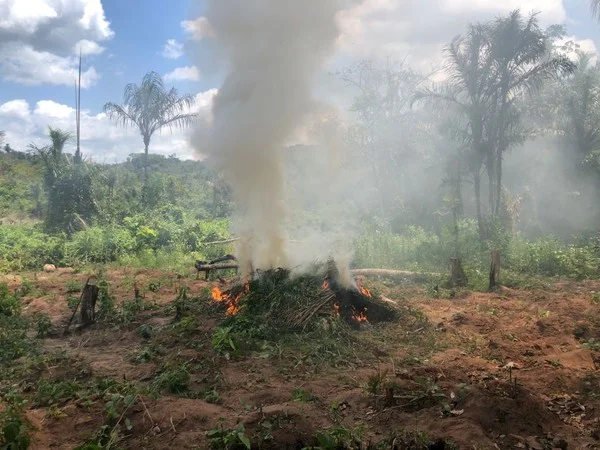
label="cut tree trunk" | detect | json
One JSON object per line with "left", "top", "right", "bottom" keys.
{"left": 449, "top": 258, "right": 467, "bottom": 288}
{"left": 488, "top": 250, "right": 501, "bottom": 291}
{"left": 80, "top": 282, "right": 99, "bottom": 326}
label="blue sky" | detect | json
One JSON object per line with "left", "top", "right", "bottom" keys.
{"left": 0, "top": 0, "right": 599, "bottom": 161}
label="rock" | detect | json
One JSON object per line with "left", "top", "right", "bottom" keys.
{"left": 43, "top": 264, "right": 57, "bottom": 273}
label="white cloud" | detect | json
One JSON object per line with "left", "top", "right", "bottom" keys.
{"left": 161, "top": 39, "right": 184, "bottom": 59}
{"left": 164, "top": 66, "right": 201, "bottom": 82}
{"left": 181, "top": 17, "right": 214, "bottom": 40}
{"left": 0, "top": 0, "right": 113, "bottom": 87}
{"left": 1, "top": 43, "right": 99, "bottom": 87}
{"left": 74, "top": 39, "right": 105, "bottom": 56}
{"left": 0, "top": 91, "right": 216, "bottom": 161}
{"left": 335, "top": 0, "right": 567, "bottom": 70}
{"left": 0, "top": 100, "right": 31, "bottom": 120}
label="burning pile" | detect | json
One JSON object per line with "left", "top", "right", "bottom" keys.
{"left": 209, "top": 262, "right": 398, "bottom": 332}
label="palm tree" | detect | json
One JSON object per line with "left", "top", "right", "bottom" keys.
{"left": 561, "top": 52, "right": 600, "bottom": 158}
{"left": 486, "top": 10, "right": 575, "bottom": 217}
{"left": 104, "top": 72, "right": 197, "bottom": 181}
{"left": 413, "top": 24, "right": 495, "bottom": 236}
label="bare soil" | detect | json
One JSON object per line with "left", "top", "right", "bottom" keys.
{"left": 2, "top": 268, "right": 600, "bottom": 449}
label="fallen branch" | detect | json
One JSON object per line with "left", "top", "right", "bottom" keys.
{"left": 195, "top": 263, "right": 239, "bottom": 280}
{"left": 194, "top": 264, "right": 439, "bottom": 281}
{"left": 351, "top": 269, "right": 440, "bottom": 278}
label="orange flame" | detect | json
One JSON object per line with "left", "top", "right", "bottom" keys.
{"left": 322, "top": 279, "right": 330, "bottom": 290}
{"left": 211, "top": 284, "right": 248, "bottom": 316}
{"left": 212, "top": 286, "right": 227, "bottom": 302}
{"left": 359, "top": 286, "right": 372, "bottom": 298}
{"left": 352, "top": 308, "right": 368, "bottom": 323}
{"left": 333, "top": 303, "right": 340, "bottom": 317}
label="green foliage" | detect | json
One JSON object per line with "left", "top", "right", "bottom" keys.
{"left": 34, "top": 314, "right": 52, "bottom": 339}
{"left": 97, "top": 280, "right": 116, "bottom": 321}
{"left": 211, "top": 327, "right": 238, "bottom": 357}
{"left": 153, "top": 365, "right": 189, "bottom": 395}
{"left": 65, "top": 226, "right": 135, "bottom": 265}
{"left": 0, "top": 225, "right": 64, "bottom": 271}
{"left": 0, "top": 284, "right": 19, "bottom": 317}
{"left": 292, "top": 388, "right": 316, "bottom": 402}
{"left": 0, "top": 406, "right": 30, "bottom": 450}
{"left": 206, "top": 424, "right": 251, "bottom": 450}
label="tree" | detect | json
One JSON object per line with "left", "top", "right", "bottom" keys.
{"left": 486, "top": 11, "right": 575, "bottom": 217}
{"left": 414, "top": 11, "right": 574, "bottom": 235}
{"left": 104, "top": 72, "right": 197, "bottom": 181}
{"left": 29, "top": 127, "right": 95, "bottom": 234}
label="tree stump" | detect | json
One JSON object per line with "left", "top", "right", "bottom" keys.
{"left": 449, "top": 257, "right": 468, "bottom": 288}
{"left": 488, "top": 250, "right": 501, "bottom": 291}
{"left": 80, "top": 282, "right": 99, "bottom": 326}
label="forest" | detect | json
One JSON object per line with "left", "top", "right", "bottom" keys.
{"left": 2, "top": 5, "right": 600, "bottom": 450}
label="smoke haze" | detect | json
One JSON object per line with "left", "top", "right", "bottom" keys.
{"left": 192, "top": 1, "right": 345, "bottom": 277}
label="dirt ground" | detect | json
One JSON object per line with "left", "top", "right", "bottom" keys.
{"left": 2, "top": 268, "right": 600, "bottom": 449}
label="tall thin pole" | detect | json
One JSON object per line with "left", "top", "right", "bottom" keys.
{"left": 75, "top": 49, "right": 82, "bottom": 163}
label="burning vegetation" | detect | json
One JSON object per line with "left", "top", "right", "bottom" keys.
{"left": 208, "top": 260, "right": 398, "bottom": 332}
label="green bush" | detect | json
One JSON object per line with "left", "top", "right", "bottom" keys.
{"left": 64, "top": 226, "right": 135, "bottom": 265}
{"left": 0, "top": 225, "right": 64, "bottom": 271}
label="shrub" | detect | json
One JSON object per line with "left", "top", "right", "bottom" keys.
{"left": 64, "top": 226, "right": 135, "bottom": 265}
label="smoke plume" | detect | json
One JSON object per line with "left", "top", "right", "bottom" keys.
{"left": 193, "top": 1, "right": 344, "bottom": 276}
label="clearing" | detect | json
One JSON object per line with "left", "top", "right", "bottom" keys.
{"left": 1, "top": 268, "right": 600, "bottom": 449}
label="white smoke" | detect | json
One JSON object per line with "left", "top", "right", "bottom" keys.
{"left": 192, "top": 1, "right": 345, "bottom": 277}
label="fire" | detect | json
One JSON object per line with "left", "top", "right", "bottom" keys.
{"left": 322, "top": 279, "right": 330, "bottom": 290}
{"left": 212, "top": 286, "right": 227, "bottom": 302}
{"left": 211, "top": 283, "right": 250, "bottom": 316}
{"left": 333, "top": 303, "right": 340, "bottom": 317}
{"left": 355, "top": 280, "right": 372, "bottom": 298}
{"left": 352, "top": 308, "right": 368, "bottom": 323}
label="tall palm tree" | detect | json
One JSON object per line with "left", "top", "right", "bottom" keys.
{"left": 413, "top": 24, "right": 495, "bottom": 236}
{"left": 486, "top": 10, "right": 575, "bottom": 217}
{"left": 104, "top": 72, "right": 197, "bottom": 181}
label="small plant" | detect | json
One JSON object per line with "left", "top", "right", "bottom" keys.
{"left": 97, "top": 280, "right": 116, "bottom": 321}
{"left": 365, "top": 369, "right": 388, "bottom": 395}
{"left": 34, "top": 379, "right": 80, "bottom": 407}
{"left": 66, "top": 294, "right": 80, "bottom": 313}
{"left": 292, "top": 388, "right": 316, "bottom": 402}
{"left": 203, "top": 388, "right": 221, "bottom": 404}
{"left": 137, "top": 324, "right": 152, "bottom": 339}
{"left": 65, "top": 279, "right": 82, "bottom": 294}
{"left": 206, "top": 423, "right": 251, "bottom": 450}
{"left": 0, "top": 283, "right": 20, "bottom": 317}
{"left": 212, "top": 327, "right": 237, "bottom": 357}
{"left": 153, "top": 366, "right": 189, "bottom": 395}
{"left": 305, "top": 427, "right": 363, "bottom": 450}
{"left": 34, "top": 313, "right": 52, "bottom": 338}
{"left": 0, "top": 406, "right": 31, "bottom": 450}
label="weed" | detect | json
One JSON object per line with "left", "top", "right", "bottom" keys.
{"left": 305, "top": 426, "right": 363, "bottom": 450}
{"left": 153, "top": 365, "right": 189, "bottom": 395}
{"left": 65, "top": 279, "right": 82, "bottom": 294}
{"left": 365, "top": 369, "right": 389, "bottom": 395}
{"left": 34, "top": 379, "right": 80, "bottom": 407}
{"left": 66, "top": 294, "right": 80, "bottom": 313}
{"left": 203, "top": 388, "right": 221, "bottom": 404}
{"left": 0, "top": 284, "right": 20, "bottom": 317}
{"left": 34, "top": 313, "right": 52, "bottom": 338}
{"left": 212, "top": 327, "right": 237, "bottom": 357}
{"left": 97, "top": 280, "right": 116, "bottom": 321}
{"left": 136, "top": 324, "right": 152, "bottom": 340}
{"left": 292, "top": 388, "right": 316, "bottom": 402}
{"left": 206, "top": 423, "right": 251, "bottom": 450}
{"left": 0, "top": 406, "right": 30, "bottom": 450}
